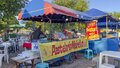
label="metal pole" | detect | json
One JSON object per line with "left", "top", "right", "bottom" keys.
{"left": 95, "top": 20, "right": 99, "bottom": 39}
{"left": 85, "top": 21, "right": 89, "bottom": 49}
{"left": 50, "top": 19, "right": 52, "bottom": 41}
{"left": 116, "top": 22, "right": 119, "bottom": 39}
{"left": 106, "top": 16, "right": 108, "bottom": 37}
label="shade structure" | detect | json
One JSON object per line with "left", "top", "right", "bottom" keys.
{"left": 85, "top": 8, "right": 118, "bottom": 22}
{"left": 97, "top": 22, "right": 117, "bottom": 29}
{"left": 85, "top": 8, "right": 119, "bottom": 30}
{"left": 85, "top": 8, "right": 108, "bottom": 18}
{"left": 18, "top": 0, "right": 91, "bottom": 23}
{"left": 97, "top": 16, "right": 118, "bottom": 22}
{"left": 75, "top": 10, "right": 92, "bottom": 21}
{"left": 19, "top": 0, "right": 44, "bottom": 19}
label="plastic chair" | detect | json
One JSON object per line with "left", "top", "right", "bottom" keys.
{"left": 0, "top": 54, "right": 5, "bottom": 68}
{"left": 0, "top": 49, "right": 6, "bottom": 67}
{"left": 0, "top": 46, "right": 9, "bottom": 63}
{"left": 114, "top": 58, "right": 120, "bottom": 68}
{"left": 35, "top": 63, "right": 49, "bottom": 68}
{"left": 84, "top": 49, "right": 93, "bottom": 59}
{"left": 9, "top": 39, "right": 16, "bottom": 53}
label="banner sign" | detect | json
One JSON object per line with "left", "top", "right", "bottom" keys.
{"left": 86, "top": 21, "right": 99, "bottom": 40}
{"left": 39, "top": 38, "right": 88, "bottom": 61}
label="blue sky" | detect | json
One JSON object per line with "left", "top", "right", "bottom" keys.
{"left": 89, "top": 0, "right": 120, "bottom": 12}
{"left": 45, "top": 0, "right": 52, "bottom": 2}
{"left": 45, "top": 0, "right": 120, "bottom": 12}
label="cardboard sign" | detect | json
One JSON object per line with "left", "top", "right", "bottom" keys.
{"left": 86, "top": 21, "right": 99, "bottom": 40}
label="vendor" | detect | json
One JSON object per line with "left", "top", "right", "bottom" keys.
{"left": 31, "top": 26, "right": 45, "bottom": 40}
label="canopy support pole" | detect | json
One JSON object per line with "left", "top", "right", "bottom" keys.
{"left": 116, "top": 22, "right": 119, "bottom": 39}
{"left": 39, "top": 17, "right": 52, "bottom": 63}
{"left": 106, "top": 16, "right": 108, "bottom": 37}
{"left": 50, "top": 19, "right": 52, "bottom": 41}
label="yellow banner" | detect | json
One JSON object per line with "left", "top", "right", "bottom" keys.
{"left": 39, "top": 37, "right": 88, "bottom": 61}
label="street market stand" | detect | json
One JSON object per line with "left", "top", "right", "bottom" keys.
{"left": 17, "top": 0, "right": 91, "bottom": 65}
{"left": 85, "top": 8, "right": 119, "bottom": 54}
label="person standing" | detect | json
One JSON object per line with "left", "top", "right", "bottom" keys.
{"left": 31, "top": 26, "right": 44, "bottom": 40}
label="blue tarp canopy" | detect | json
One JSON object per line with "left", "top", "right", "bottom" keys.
{"left": 85, "top": 8, "right": 108, "bottom": 18}
{"left": 97, "top": 22, "right": 117, "bottom": 29}
{"left": 97, "top": 22, "right": 120, "bottom": 29}
{"left": 85, "top": 8, "right": 118, "bottom": 22}
{"left": 85, "top": 8, "right": 119, "bottom": 29}
{"left": 22, "top": 0, "right": 44, "bottom": 19}
{"left": 18, "top": 0, "right": 91, "bottom": 23}
{"left": 75, "top": 11, "right": 92, "bottom": 21}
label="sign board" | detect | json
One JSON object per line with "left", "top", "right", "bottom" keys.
{"left": 32, "top": 41, "right": 39, "bottom": 51}
{"left": 39, "top": 38, "right": 88, "bottom": 61}
{"left": 86, "top": 21, "right": 99, "bottom": 40}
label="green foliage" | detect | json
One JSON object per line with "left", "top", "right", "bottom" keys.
{"left": 0, "top": 0, "right": 25, "bottom": 18}
{"left": 110, "top": 12, "right": 120, "bottom": 19}
{"left": 9, "top": 33, "right": 17, "bottom": 38}
{"left": 65, "top": 23, "right": 85, "bottom": 30}
{"left": 66, "top": 23, "right": 78, "bottom": 29}
{"left": 0, "top": 0, "right": 25, "bottom": 31}
{"left": 26, "top": 21, "right": 33, "bottom": 28}
{"left": 0, "top": 19, "right": 6, "bottom": 30}
{"left": 36, "top": 22, "right": 63, "bottom": 32}
{"left": 53, "top": 0, "right": 89, "bottom": 12}
{"left": 0, "top": 17, "right": 18, "bottom": 31}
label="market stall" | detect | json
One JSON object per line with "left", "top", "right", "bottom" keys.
{"left": 17, "top": 0, "right": 91, "bottom": 64}
{"left": 85, "top": 8, "right": 119, "bottom": 54}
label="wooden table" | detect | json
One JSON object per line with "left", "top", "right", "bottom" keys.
{"left": 11, "top": 52, "right": 40, "bottom": 68}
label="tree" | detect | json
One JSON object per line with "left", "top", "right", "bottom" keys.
{"left": 0, "top": 0, "right": 27, "bottom": 41}
{"left": 0, "top": 0, "right": 26, "bottom": 31}
{"left": 53, "top": 0, "right": 89, "bottom": 12}
{"left": 0, "top": 0, "right": 26, "bottom": 18}
{"left": 110, "top": 12, "right": 120, "bottom": 19}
